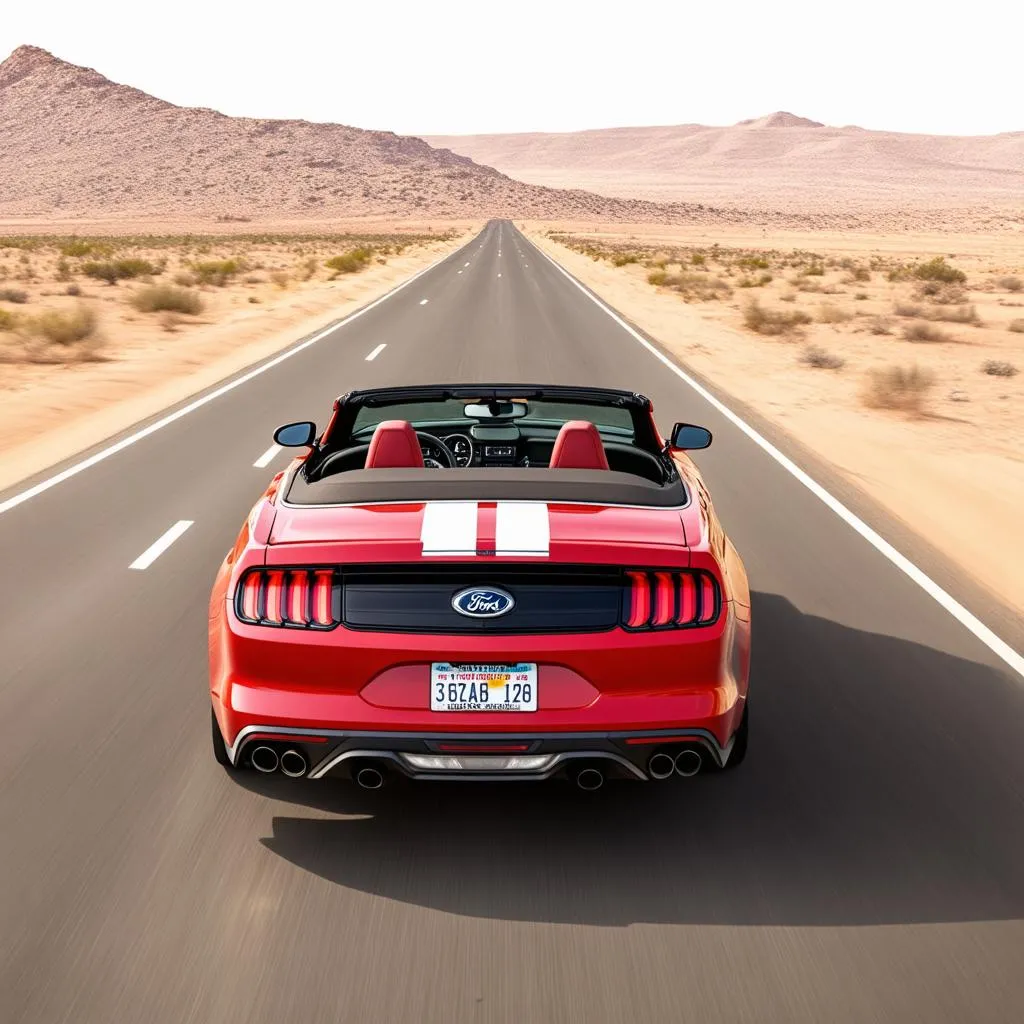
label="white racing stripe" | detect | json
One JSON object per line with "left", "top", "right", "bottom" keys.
{"left": 496, "top": 502, "right": 550, "bottom": 556}
{"left": 420, "top": 502, "right": 478, "bottom": 556}
{"left": 531, "top": 234, "right": 1024, "bottom": 681}
{"left": 252, "top": 444, "right": 282, "bottom": 469}
{"left": 129, "top": 520, "right": 194, "bottom": 570}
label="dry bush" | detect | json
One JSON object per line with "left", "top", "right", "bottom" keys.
{"left": 737, "top": 273, "right": 773, "bottom": 288}
{"left": 270, "top": 269, "right": 290, "bottom": 288}
{"left": 326, "top": 247, "right": 374, "bottom": 275}
{"left": 930, "top": 304, "right": 981, "bottom": 325}
{"left": 159, "top": 311, "right": 181, "bottom": 333}
{"left": 913, "top": 257, "right": 966, "bottom": 284}
{"left": 191, "top": 259, "right": 243, "bottom": 286}
{"left": 647, "top": 269, "right": 668, "bottom": 286}
{"left": 894, "top": 301, "right": 924, "bottom": 318}
{"left": 612, "top": 252, "right": 640, "bottom": 267}
{"left": 82, "top": 258, "right": 158, "bottom": 284}
{"left": 903, "top": 321, "right": 955, "bottom": 343}
{"left": 997, "top": 275, "right": 1022, "bottom": 292}
{"left": 794, "top": 278, "right": 822, "bottom": 293}
{"left": 0, "top": 287, "right": 29, "bottom": 303}
{"left": 173, "top": 271, "right": 197, "bottom": 286}
{"left": 130, "top": 284, "right": 203, "bottom": 315}
{"left": 817, "top": 302, "right": 853, "bottom": 324}
{"left": 854, "top": 292, "right": 869, "bottom": 301}
{"left": 869, "top": 316, "right": 894, "bottom": 335}
{"left": 914, "top": 281, "right": 966, "bottom": 304}
{"left": 1009, "top": 319, "right": 1024, "bottom": 333}
{"left": 298, "top": 257, "right": 318, "bottom": 281}
{"left": 801, "top": 345, "right": 845, "bottom": 369}
{"left": 65, "top": 283, "right": 81, "bottom": 297}
{"left": 0, "top": 308, "right": 18, "bottom": 331}
{"left": 982, "top": 360, "right": 1018, "bottom": 377}
{"left": 743, "top": 299, "right": 812, "bottom": 335}
{"left": 6, "top": 306, "right": 106, "bottom": 363}
{"left": 779, "top": 292, "right": 797, "bottom": 302}
{"left": 862, "top": 365, "right": 935, "bottom": 414}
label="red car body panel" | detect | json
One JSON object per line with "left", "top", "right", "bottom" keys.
{"left": 209, "top": 389, "right": 751, "bottom": 782}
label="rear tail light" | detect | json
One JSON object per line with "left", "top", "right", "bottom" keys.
{"left": 234, "top": 568, "right": 340, "bottom": 629}
{"left": 621, "top": 570, "right": 720, "bottom": 630}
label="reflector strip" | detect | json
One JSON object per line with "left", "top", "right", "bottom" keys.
{"left": 677, "top": 573, "right": 697, "bottom": 624}
{"left": 626, "top": 571, "right": 651, "bottom": 628}
{"left": 495, "top": 502, "right": 550, "bottom": 557}
{"left": 653, "top": 572, "right": 674, "bottom": 626}
{"left": 420, "top": 502, "right": 478, "bottom": 556}
{"left": 312, "top": 570, "right": 333, "bottom": 626}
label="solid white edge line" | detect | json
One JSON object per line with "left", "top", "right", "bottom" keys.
{"left": 530, "top": 234, "right": 1024, "bottom": 681}
{"left": 129, "top": 520, "right": 194, "bottom": 570}
{"left": 252, "top": 444, "right": 282, "bottom": 469}
{"left": 365, "top": 343, "right": 387, "bottom": 362}
{"left": 0, "top": 240, "right": 472, "bottom": 518}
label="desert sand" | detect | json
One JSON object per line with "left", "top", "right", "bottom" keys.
{"left": 527, "top": 226, "right": 1024, "bottom": 609}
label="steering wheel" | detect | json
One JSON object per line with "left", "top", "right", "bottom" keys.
{"left": 415, "top": 431, "right": 455, "bottom": 468}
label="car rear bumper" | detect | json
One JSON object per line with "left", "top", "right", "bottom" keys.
{"left": 219, "top": 719, "right": 741, "bottom": 782}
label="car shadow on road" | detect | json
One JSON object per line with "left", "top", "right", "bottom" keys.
{"left": 239, "top": 591, "right": 1024, "bottom": 927}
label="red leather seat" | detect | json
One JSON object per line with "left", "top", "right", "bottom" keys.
{"left": 549, "top": 420, "right": 610, "bottom": 471}
{"left": 364, "top": 420, "right": 424, "bottom": 469}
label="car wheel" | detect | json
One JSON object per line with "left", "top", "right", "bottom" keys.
{"left": 722, "top": 703, "right": 748, "bottom": 770}
{"left": 211, "top": 708, "right": 232, "bottom": 767}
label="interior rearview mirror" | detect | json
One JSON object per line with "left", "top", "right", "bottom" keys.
{"left": 464, "top": 401, "right": 527, "bottom": 420}
{"left": 669, "top": 423, "right": 712, "bottom": 450}
{"left": 274, "top": 421, "right": 317, "bottom": 447}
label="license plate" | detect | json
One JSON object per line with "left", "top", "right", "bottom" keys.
{"left": 430, "top": 663, "right": 537, "bottom": 712}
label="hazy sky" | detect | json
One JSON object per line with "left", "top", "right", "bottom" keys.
{"left": 2, "top": 1, "right": 1021, "bottom": 137}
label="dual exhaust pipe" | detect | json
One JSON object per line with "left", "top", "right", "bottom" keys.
{"left": 250, "top": 745, "right": 309, "bottom": 778}
{"left": 647, "top": 747, "right": 704, "bottom": 780}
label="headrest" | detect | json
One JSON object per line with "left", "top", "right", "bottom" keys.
{"left": 549, "top": 420, "right": 609, "bottom": 471}
{"left": 364, "top": 420, "right": 424, "bottom": 469}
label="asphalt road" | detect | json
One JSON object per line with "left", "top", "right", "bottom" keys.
{"left": 2, "top": 220, "right": 1023, "bottom": 1024}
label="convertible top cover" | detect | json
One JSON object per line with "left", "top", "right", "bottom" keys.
{"left": 284, "top": 467, "right": 688, "bottom": 508}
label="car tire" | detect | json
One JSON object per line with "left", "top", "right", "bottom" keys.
{"left": 722, "top": 703, "right": 748, "bottom": 770}
{"left": 211, "top": 708, "right": 232, "bottom": 767}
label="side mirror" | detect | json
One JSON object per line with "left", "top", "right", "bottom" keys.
{"left": 273, "top": 421, "right": 317, "bottom": 447}
{"left": 669, "top": 423, "right": 712, "bottom": 450}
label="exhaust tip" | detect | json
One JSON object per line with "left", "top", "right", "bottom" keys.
{"left": 647, "top": 752, "right": 676, "bottom": 780}
{"left": 355, "top": 766, "right": 385, "bottom": 790}
{"left": 280, "top": 749, "right": 308, "bottom": 778}
{"left": 250, "top": 745, "right": 279, "bottom": 774}
{"left": 674, "top": 749, "right": 703, "bottom": 778}
{"left": 576, "top": 767, "right": 604, "bottom": 791}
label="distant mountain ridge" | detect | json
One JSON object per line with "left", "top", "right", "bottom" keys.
{"left": 0, "top": 45, "right": 722, "bottom": 224}
{"left": 425, "top": 113, "right": 1024, "bottom": 214}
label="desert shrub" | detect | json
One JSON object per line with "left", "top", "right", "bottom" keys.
{"left": 801, "top": 345, "right": 845, "bottom": 369}
{"left": 738, "top": 273, "right": 773, "bottom": 288}
{"left": 691, "top": 253, "right": 706, "bottom": 267}
{"left": 903, "top": 321, "right": 954, "bottom": 343}
{"left": 130, "top": 284, "right": 203, "bottom": 315}
{"left": 894, "top": 301, "right": 924, "bottom": 318}
{"left": 997, "top": 275, "right": 1022, "bottom": 292}
{"left": 863, "top": 365, "right": 935, "bottom": 413}
{"left": 869, "top": 316, "right": 894, "bottom": 335}
{"left": 817, "top": 302, "right": 853, "bottom": 324}
{"left": 1009, "top": 319, "right": 1024, "bottom": 333}
{"left": 0, "top": 308, "right": 18, "bottom": 331}
{"left": 612, "top": 252, "right": 639, "bottom": 267}
{"left": 326, "top": 247, "right": 374, "bottom": 274}
{"left": 59, "top": 239, "right": 113, "bottom": 258}
{"left": 29, "top": 306, "right": 98, "bottom": 344}
{"left": 0, "top": 287, "right": 29, "bottom": 303}
{"left": 914, "top": 280, "right": 966, "bottom": 303}
{"left": 913, "top": 257, "right": 966, "bottom": 284}
{"left": 743, "top": 299, "right": 812, "bottom": 335}
{"left": 779, "top": 292, "right": 797, "bottom": 302}
{"left": 270, "top": 269, "right": 290, "bottom": 288}
{"left": 81, "top": 258, "right": 158, "bottom": 283}
{"left": 844, "top": 266, "right": 871, "bottom": 282}
{"left": 982, "top": 360, "right": 1018, "bottom": 377}
{"left": 647, "top": 269, "right": 668, "bottom": 286}
{"left": 931, "top": 304, "right": 980, "bottom": 325}
{"left": 191, "top": 259, "right": 242, "bottom": 286}
{"left": 800, "top": 263, "right": 825, "bottom": 277}
{"left": 737, "top": 255, "right": 771, "bottom": 270}
{"left": 794, "top": 278, "right": 822, "bottom": 293}
{"left": 173, "top": 271, "right": 197, "bottom": 286}
{"left": 298, "top": 256, "right": 318, "bottom": 281}
{"left": 66, "top": 283, "right": 81, "bottom": 297}
{"left": 854, "top": 292, "right": 869, "bottom": 301}
{"left": 664, "top": 272, "right": 732, "bottom": 302}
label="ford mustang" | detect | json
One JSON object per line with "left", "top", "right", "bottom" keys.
{"left": 209, "top": 384, "right": 751, "bottom": 788}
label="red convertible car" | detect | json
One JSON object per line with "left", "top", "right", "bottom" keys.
{"left": 209, "top": 384, "right": 751, "bottom": 789}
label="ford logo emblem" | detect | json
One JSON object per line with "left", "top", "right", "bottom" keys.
{"left": 452, "top": 586, "right": 515, "bottom": 618}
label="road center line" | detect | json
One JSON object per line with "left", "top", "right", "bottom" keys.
{"left": 129, "top": 520, "right": 194, "bottom": 571}
{"left": 252, "top": 444, "right": 282, "bottom": 468}
{"left": 419, "top": 298, "right": 429, "bottom": 305}
{"left": 365, "top": 343, "right": 387, "bottom": 361}
{"left": 531, "top": 232, "right": 1024, "bottom": 682}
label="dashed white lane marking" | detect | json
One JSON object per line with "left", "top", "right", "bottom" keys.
{"left": 464, "top": 262, "right": 471, "bottom": 267}
{"left": 497, "top": 273, "right": 502, "bottom": 278}
{"left": 0, "top": 238, "right": 474, "bottom": 518}
{"left": 532, "top": 236, "right": 1024, "bottom": 682}
{"left": 253, "top": 444, "right": 282, "bottom": 468}
{"left": 365, "top": 343, "right": 387, "bottom": 361}
{"left": 457, "top": 270, "right": 463, "bottom": 275}
{"left": 129, "top": 520, "right": 194, "bottom": 570}
{"left": 419, "top": 298, "right": 429, "bottom": 305}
